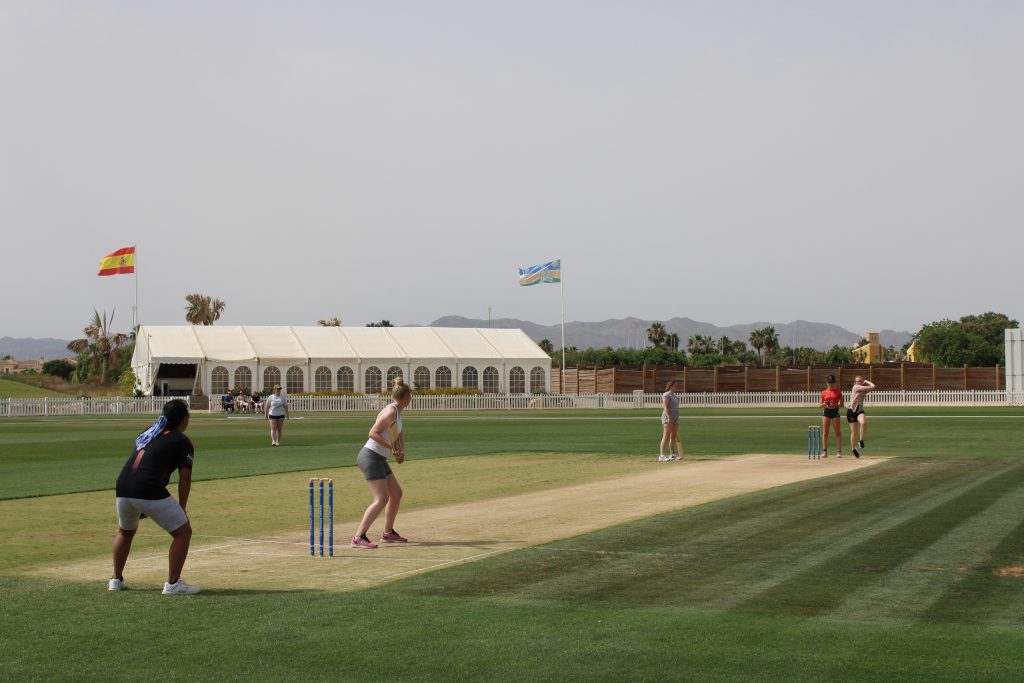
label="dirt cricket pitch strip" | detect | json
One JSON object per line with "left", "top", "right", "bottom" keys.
{"left": 32, "top": 454, "right": 884, "bottom": 592}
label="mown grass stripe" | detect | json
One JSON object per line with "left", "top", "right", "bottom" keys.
{"left": 922, "top": 516, "right": 1024, "bottom": 626}
{"left": 737, "top": 459, "right": 1024, "bottom": 618}
{"left": 830, "top": 471, "right": 1024, "bottom": 622}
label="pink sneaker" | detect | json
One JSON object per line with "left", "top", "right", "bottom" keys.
{"left": 351, "top": 535, "right": 378, "bottom": 549}
{"left": 380, "top": 529, "right": 408, "bottom": 543}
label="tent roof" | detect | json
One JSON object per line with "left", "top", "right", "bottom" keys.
{"left": 134, "top": 325, "right": 550, "bottom": 364}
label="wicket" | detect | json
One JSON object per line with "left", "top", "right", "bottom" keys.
{"left": 309, "top": 478, "right": 333, "bottom": 556}
{"left": 807, "top": 426, "right": 822, "bottom": 460}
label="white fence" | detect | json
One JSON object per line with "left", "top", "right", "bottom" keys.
{"left": 0, "top": 396, "right": 187, "bottom": 417}
{"left": 3, "top": 390, "right": 1023, "bottom": 418}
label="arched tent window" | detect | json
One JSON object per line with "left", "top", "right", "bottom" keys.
{"left": 264, "top": 367, "right": 281, "bottom": 391}
{"left": 233, "top": 366, "right": 252, "bottom": 392}
{"left": 413, "top": 366, "right": 430, "bottom": 390}
{"left": 314, "top": 366, "right": 331, "bottom": 392}
{"left": 286, "top": 366, "right": 304, "bottom": 394}
{"left": 462, "top": 366, "right": 478, "bottom": 390}
{"left": 509, "top": 366, "right": 526, "bottom": 393}
{"left": 337, "top": 367, "right": 354, "bottom": 392}
{"left": 365, "top": 366, "right": 382, "bottom": 394}
{"left": 482, "top": 366, "right": 499, "bottom": 393}
{"left": 435, "top": 366, "right": 452, "bottom": 389}
{"left": 530, "top": 366, "right": 546, "bottom": 393}
{"left": 386, "top": 366, "right": 403, "bottom": 389}
{"left": 211, "top": 366, "right": 229, "bottom": 394}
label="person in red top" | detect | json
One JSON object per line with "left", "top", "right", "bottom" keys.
{"left": 819, "top": 374, "right": 844, "bottom": 457}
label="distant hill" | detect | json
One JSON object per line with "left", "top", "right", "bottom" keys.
{"left": 430, "top": 316, "right": 913, "bottom": 352}
{"left": 0, "top": 337, "right": 73, "bottom": 361}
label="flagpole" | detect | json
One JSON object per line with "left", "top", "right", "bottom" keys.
{"left": 559, "top": 257, "right": 565, "bottom": 386}
{"left": 133, "top": 243, "right": 138, "bottom": 334}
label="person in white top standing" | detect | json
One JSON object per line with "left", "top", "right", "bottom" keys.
{"left": 264, "top": 384, "right": 289, "bottom": 446}
{"left": 847, "top": 376, "right": 876, "bottom": 458}
{"left": 659, "top": 380, "right": 681, "bottom": 462}
{"left": 351, "top": 378, "right": 412, "bottom": 549}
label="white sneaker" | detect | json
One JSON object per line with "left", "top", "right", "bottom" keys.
{"left": 658, "top": 455, "right": 670, "bottom": 462}
{"left": 162, "top": 579, "right": 201, "bottom": 595}
{"left": 668, "top": 455, "right": 680, "bottom": 461}
{"left": 108, "top": 578, "right": 125, "bottom": 592}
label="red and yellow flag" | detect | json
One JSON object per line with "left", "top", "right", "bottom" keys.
{"left": 98, "top": 247, "right": 135, "bottom": 276}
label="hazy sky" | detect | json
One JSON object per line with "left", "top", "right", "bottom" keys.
{"left": 2, "top": 1, "right": 1021, "bottom": 340}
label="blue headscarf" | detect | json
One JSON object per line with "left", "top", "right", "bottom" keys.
{"left": 135, "top": 417, "right": 167, "bottom": 450}
{"left": 135, "top": 399, "right": 189, "bottom": 450}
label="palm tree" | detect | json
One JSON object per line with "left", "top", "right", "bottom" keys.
{"left": 665, "top": 332, "right": 680, "bottom": 352}
{"left": 687, "top": 334, "right": 714, "bottom": 355}
{"left": 318, "top": 317, "right": 342, "bottom": 326}
{"left": 762, "top": 326, "right": 779, "bottom": 365}
{"left": 67, "top": 309, "right": 130, "bottom": 384}
{"left": 538, "top": 339, "right": 554, "bottom": 353}
{"left": 185, "top": 293, "right": 226, "bottom": 325}
{"left": 366, "top": 320, "right": 393, "bottom": 327}
{"left": 646, "top": 322, "right": 667, "bottom": 348}
{"left": 749, "top": 329, "right": 766, "bottom": 365}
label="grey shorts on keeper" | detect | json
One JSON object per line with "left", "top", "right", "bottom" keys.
{"left": 116, "top": 496, "right": 189, "bottom": 533}
{"left": 357, "top": 447, "right": 393, "bottom": 481}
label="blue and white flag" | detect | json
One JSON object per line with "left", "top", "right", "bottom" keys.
{"left": 517, "top": 259, "right": 561, "bottom": 286}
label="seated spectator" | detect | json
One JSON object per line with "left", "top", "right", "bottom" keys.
{"left": 236, "top": 391, "right": 252, "bottom": 413}
{"left": 222, "top": 390, "right": 235, "bottom": 413}
{"left": 251, "top": 391, "right": 263, "bottom": 414}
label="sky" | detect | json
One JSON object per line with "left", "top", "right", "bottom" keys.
{"left": 2, "top": 1, "right": 1021, "bottom": 340}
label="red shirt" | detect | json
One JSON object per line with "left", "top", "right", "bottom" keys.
{"left": 820, "top": 387, "right": 842, "bottom": 407}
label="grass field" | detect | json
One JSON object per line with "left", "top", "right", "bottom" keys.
{"left": 0, "top": 376, "right": 66, "bottom": 398}
{"left": 2, "top": 407, "right": 1023, "bottom": 681}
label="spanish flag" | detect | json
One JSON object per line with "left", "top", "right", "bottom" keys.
{"left": 98, "top": 247, "right": 136, "bottom": 276}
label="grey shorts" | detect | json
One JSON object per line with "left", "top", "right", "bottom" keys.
{"left": 357, "top": 447, "right": 393, "bottom": 481}
{"left": 116, "top": 496, "right": 189, "bottom": 533}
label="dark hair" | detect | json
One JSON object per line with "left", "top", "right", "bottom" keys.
{"left": 826, "top": 374, "right": 836, "bottom": 384}
{"left": 162, "top": 399, "right": 190, "bottom": 429}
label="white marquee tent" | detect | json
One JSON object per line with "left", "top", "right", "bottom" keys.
{"left": 131, "top": 325, "right": 552, "bottom": 396}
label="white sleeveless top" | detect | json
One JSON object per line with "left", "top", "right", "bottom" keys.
{"left": 364, "top": 404, "right": 403, "bottom": 457}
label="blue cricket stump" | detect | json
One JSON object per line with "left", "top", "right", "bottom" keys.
{"left": 309, "top": 477, "right": 334, "bottom": 557}
{"left": 807, "top": 425, "right": 822, "bottom": 461}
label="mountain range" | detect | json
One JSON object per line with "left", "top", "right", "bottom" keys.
{"left": 429, "top": 316, "right": 913, "bottom": 352}
{"left": 1, "top": 319, "right": 914, "bottom": 360}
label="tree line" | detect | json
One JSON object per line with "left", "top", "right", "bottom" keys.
{"left": 543, "top": 312, "right": 1018, "bottom": 369}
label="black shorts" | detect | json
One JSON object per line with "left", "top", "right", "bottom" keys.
{"left": 822, "top": 407, "right": 840, "bottom": 419}
{"left": 268, "top": 414, "right": 285, "bottom": 421}
{"left": 846, "top": 408, "right": 864, "bottom": 423}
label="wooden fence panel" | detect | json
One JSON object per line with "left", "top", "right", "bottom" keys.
{"left": 685, "top": 368, "right": 716, "bottom": 392}
{"left": 746, "top": 368, "right": 778, "bottom": 391}
{"left": 935, "top": 368, "right": 966, "bottom": 390}
{"left": 554, "top": 363, "right": 1002, "bottom": 394}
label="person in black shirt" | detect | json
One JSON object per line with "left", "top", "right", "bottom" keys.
{"left": 110, "top": 399, "right": 201, "bottom": 595}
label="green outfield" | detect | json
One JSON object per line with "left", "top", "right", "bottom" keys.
{"left": 2, "top": 407, "right": 1023, "bottom": 681}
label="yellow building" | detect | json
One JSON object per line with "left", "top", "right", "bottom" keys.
{"left": 851, "top": 333, "right": 882, "bottom": 364}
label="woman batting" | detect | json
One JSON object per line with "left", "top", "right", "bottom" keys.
{"left": 351, "top": 378, "right": 412, "bottom": 548}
